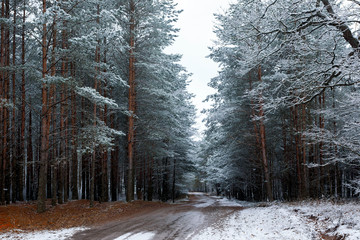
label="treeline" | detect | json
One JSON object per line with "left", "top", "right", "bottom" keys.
{"left": 201, "top": 0, "right": 360, "bottom": 201}
{"left": 0, "top": 0, "right": 195, "bottom": 212}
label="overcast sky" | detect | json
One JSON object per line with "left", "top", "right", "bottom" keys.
{"left": 166, "top": 0, "right": 233, "bottom": 139}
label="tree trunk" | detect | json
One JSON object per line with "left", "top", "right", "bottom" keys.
{"left": 161, "top": 158, "right": 169, "bottom": 202}
{"left": 50, "top": 16, "right": 57, "bottom": 206}
{"left": 136, "top": 157, "right": 143, "bottom": 200}
{"left": 101, "top": 43, "right": 108, "bottom": 202}
{"left": 51, "top": 164, "right": 57, "bottom": 206}
{"left": 2, "top": 0, "right": 10, "bottom": 204}
{"left": 71, "top": 76, "right": 78, "bottom": 200}
{"left": 110, "top": 109, "right": 118, "bottom": 201}
{"left": 20, "top": 0, "right": 26, "bottom": 201}
{"left": 147, "top": 157, "right": 153, "bottom": 201}
{"left": 281, "top": 116, "right": 291, "bottom": 200}
{"left": 172, "top": 159, "right": 176, "bottom": 203}
{"left": 90, "top": 4, "right": 100, "bottom": 207}
{"left": 301, "top": 104, "right": 308, "bottom": 197}
{"left": 0, "top": 0, "right": 4, "bottom": 204}
{"left": 257, "top": 66, "right": 273, "bottom": 201}
{"left": 320, "top": 0, "right": 360, "bottom": 51}
{"left": 111, "top": 145, "right": 118, "bottom": 201}
{"left": 126, "top": 0, "right": 136, "bottom": 202}
{"left": 26, "top": 99, "right": 33, "bottom": 200}
{"left": 37, "top": 0, "right": 48, "bottom": 213}
{"left": 318, "top": 93, "right": 324, "bottom": 197}
{"left": 293, "top": 105, "right": 302, "bottom": 199}
{"left": 58, "top": 25, "right": 67, "bottom": 204}
{"left": 12, "top": 0, "right": 19, "bottom": 203}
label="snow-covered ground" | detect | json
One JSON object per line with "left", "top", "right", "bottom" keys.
{"left": 193, "top": 194, "right": 259, "bottom": 208}
{"left": 191, "top": 200, "right": 360, "bottom": 240}
{"left": 114, "top": 232, "right": 155, "bottom": 240}
{"left": 292, "top": 201, "right": 360, "bottom": 240}
{"left": 0, "top": 227, "right": 86, "bottom": 240}
{"left": 212, "top": 195, "right": 258, "bottom": 207}
{"left": 1, "top": 198, "right": 359, "bottom": 240}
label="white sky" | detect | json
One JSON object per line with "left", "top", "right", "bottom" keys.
{"left": 166, "top": 0, "right": 233, "bottom": 139}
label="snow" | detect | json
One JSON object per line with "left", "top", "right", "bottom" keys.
{"left": 189, "top": 205, "right": 317, "bottom": 240}
{"left": 114, "top": 232, "right": 155, "bottom": 240}
{"left": 215, "top": 196, "right": 257, "bottom": 207}
{"left": 0, "top": 228, "right": 155, "bottom": 240}
{"left": 189, "top": 200, "right": 360, "bottom": 240}
{"left": 193, "top": 196, "right": 217, "bottom": 208}
{"left": 292, "top": 201, "right": 360, "bottom": 240}
{"left": 192, "top": 193, "right": 256, "bottom": 208}
{"left": 2, "top": 198, "right": 360, "bottom": 240}
{"left": 189, "top": 192, "right": 207, "bottom": 196}
{"left": 0, "top": 227, "right": 86, "bottom": 240}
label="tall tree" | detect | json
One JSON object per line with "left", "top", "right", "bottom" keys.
{"left": 38, "top": 0, "right": 49, "bottom": 213}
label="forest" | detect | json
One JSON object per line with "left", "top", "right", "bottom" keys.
{"left": 0, "top": 0, "right": 196, "bottom": 213}
{"left": 0, "top": 0, "right": 360, "bottom": 216}
{"left": 201, "top": 0, "right": 360, "bottom": 202}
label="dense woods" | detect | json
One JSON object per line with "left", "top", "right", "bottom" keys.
{"left": 1, "top": 0, "right": 360, "bottom": 215}
{"left": 0, "top": 0, "right": 195, "bottom": 212}
{"left": 201, "top": 0, "right": 360, "bottom": 201}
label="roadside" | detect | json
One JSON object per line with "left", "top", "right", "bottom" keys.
{"left": 1, "top": 193, "right": 360, "bottom": 240}
{"left": 192, "top": 199, "right": 360, "bottom": 240}
{"left": 0, "top": 199, "right": 170, "bottom": 232}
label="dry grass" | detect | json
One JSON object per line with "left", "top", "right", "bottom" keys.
{"left": 0, "top": 199, "right": 169, "bottom": 232}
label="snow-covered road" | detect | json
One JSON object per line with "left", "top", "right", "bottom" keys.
{"left": 71, "top": 193, "right": 244, "bottom": 240}
{"left": 71, "top": 193, "right": 360, "bottom": 240}
{"left": 1, "top": 193, "right": 360, "bottom": 240}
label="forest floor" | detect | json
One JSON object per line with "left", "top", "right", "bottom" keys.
{"left": 0, "top": 193, "right": 360, "bottom": 239}
{"left": 0, "top": 198, "right": 170, "bottom": 238}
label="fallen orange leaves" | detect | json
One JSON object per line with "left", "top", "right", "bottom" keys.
{"left": 0, "top": 199, "right": 169, "bottom": 232}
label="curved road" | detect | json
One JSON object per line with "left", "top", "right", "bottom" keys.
{"left": 71, "top": 193, "right": 243, "bottom": 240}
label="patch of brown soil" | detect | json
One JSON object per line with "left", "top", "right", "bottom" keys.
{"left": 0, "top": 199, "right": 170, "bottom": 232}
{"left": 320, "top": 233, "right": 346, "bottom": 240}
{"left": 303, "top": 213, "right": 347, "bottom": 240}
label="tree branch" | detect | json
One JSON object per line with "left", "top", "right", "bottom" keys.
{"left": 319, "top": 0, "right": 360, "bottom": 50}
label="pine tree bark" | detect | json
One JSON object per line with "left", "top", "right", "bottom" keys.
{"left": 249, "top": 74, "right": 261, "bottom": 163}
{"left": 161, "top": 158, "right": 169, "bottom": 202}
{"left": 0, "top": 0, "right": 9, "bottom": 203}
{"left": 38, "top": 0, "right": 49, "bottom": 213}
{"left": 293, "top": 105, "right": 302, "bottom": 198}
{"left": 71, "top": 63, "right": 78, "bottom": 200}
{"left": 281, "top": 116, "right": 291, "bottom": 200}
{"left": 11, "top": 0, "right": 20, "bottom": 203}
{"left": 126, "top": 0, "right": 136, "bottom": 202}
{"left": 301, "top": 104, "right": 308, "bottom": 197}
{"left": 0, "top": 0, "right": 4, "bottom": 204}
{"left": 58, "top": 27, "right": 67, "bottom": 205}
{"left": 332, "top": 89, "right": 341, "bottom": 198}
{"left": 26, "top": 99, "right": 33, "bottom": 200}
{"left": 90, "top": 4, "right": 100, "bottom": 207}
{"left": 101, "top": 42, "right": 108, "bottom": 202}
{"left": 172, "top": 159, "right": 176, "bottom": 203}
{"left": 3, "top": 0, "right": 10, "bottom": 204}
{"left": 51, "top": 163, "right": 57, "bottom": 206}
{"left": 258, "top": 66, "right": 273, "bottom": 201}
{"left": 147, "top": 157, "right": 154, "bottom": 201}
{"left": 20, "top": 0, "right": 26, "bottom": 201}
{"left": 110, "top": 105, "right": 118, "bottom": 201}
{"left": 50, "top": 16, "right": 57, "bottom": 206}
{"left": 318, "top": 94, "right": 324, "bottom": 197}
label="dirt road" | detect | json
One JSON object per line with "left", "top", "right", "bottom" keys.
{"left": 71, "top": 193, "right": 243, "bottom": 240}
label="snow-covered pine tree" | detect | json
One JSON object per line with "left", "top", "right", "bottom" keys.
{"left": 204, "top": 0, "right": 360, "bottom": 200}
{"left": 116, "top": 0, "right": 194, "bottom": 202}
